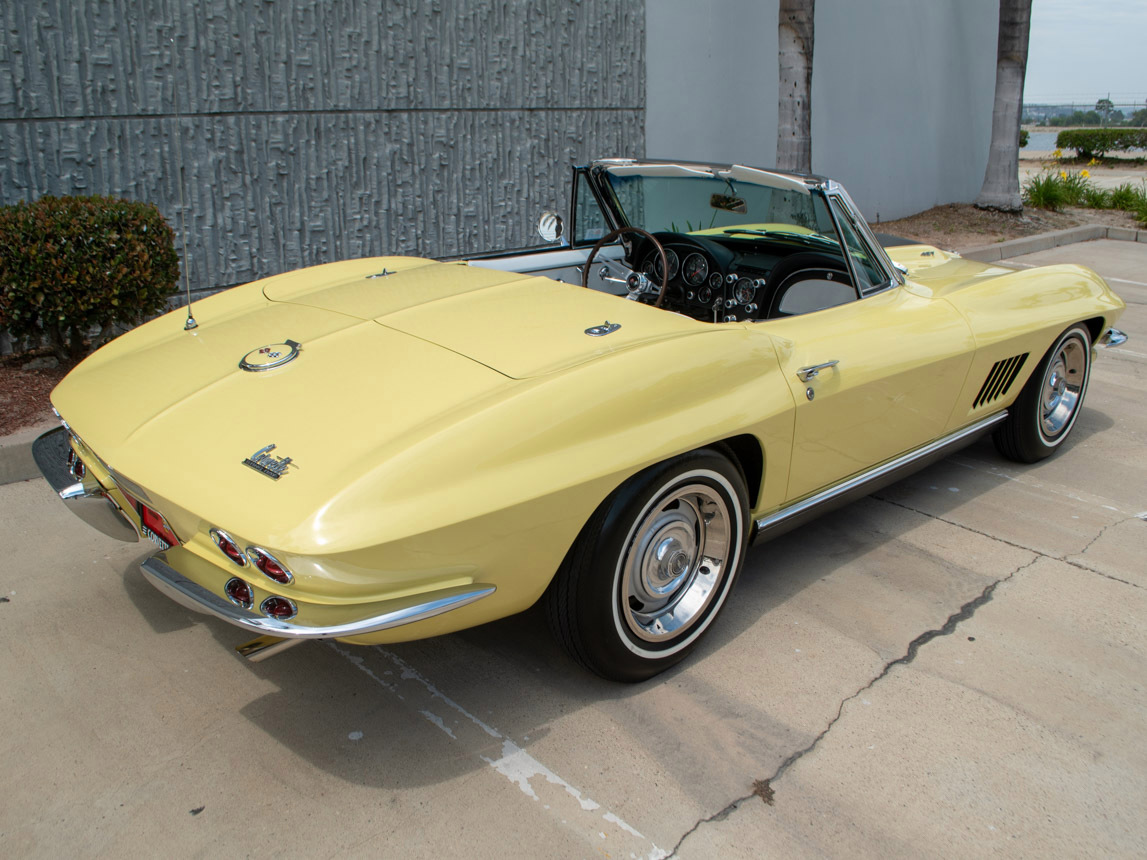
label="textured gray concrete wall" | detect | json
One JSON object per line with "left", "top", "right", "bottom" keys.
{"left": 647, "top": 0, "right": 997, "bottom": 221}
{"left": 0, "top": 1, "right": 645, "bottom": 292}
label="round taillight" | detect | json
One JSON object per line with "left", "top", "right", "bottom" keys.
{"left": 70, "top": 455, "right": 86, "bottom": 481}
{"left": 260, "top": 596, "right": 297, "bottom": 620}
{"left": 246, "top": 547, "right": 293, "bottom": 585}
{"left": 210, "top": 529, "right": 247, "bottom": 566}
{"left": 224, "top": 577, "right": 254, "bottom": 610}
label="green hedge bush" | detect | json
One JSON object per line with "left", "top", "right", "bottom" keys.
{"left": 1023, "top": 170, "right": 1147, "bottom": 226}
{"left": 0, "top": 195, "right": 179, "bottom": 358}
{"left": 1055, "top": 128, "right": 1147, "bottom": 158}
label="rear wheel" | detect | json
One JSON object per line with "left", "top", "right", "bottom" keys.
{"left": 545, "top": 449, "right": 750, "bottom": 682}
{"left": 994, "top": 324, "right": 1092, "bottom": 463}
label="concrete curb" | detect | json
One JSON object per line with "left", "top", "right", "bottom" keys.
{"left": 1, "top": 223, "right": 1144, "bottom": 488}
{"left": 0, "top": 419, "right": 58, "bottom": 486}
{"left": 961, "top": 224, "right": 1147, "bottom": 262}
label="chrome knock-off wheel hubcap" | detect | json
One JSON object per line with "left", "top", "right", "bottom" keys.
{"left": 621, "top": 483, "right": 731, "bottom": 643}
{"left": 1040, "top": 336, "right": 1086, "bottom": 440}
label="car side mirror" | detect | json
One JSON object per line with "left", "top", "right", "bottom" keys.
{"left": 537, "top": 211, "right": 564, "bottom": 244}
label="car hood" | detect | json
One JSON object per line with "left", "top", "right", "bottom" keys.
{"left": 886, "top": 245, "right": 1027, "bottom": 294}
{"left": 260, "top": 256, "right": 702, "bottom": 379}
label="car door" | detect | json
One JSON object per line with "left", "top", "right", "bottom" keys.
{"left": 757, "top": 193, "right": 976, "bottom": 503}
{"left": 761, "top": 288, "right": 976, "bottom": 502}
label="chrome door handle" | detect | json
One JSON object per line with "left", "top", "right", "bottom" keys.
{"left": 796, "top": 360, "right": 839, "bottom": 382}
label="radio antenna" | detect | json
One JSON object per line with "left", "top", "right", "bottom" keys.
{"left": 170, "top": 33, "right": 197, "bottom": 331}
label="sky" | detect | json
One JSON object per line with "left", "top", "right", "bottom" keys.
{"left": 1023, "top": 0, "right": 1147, "bottom": 107}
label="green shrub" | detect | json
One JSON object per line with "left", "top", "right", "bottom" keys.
{"left": 1023, "top": 172, "right": 1068, "bottom": 211}
{"left": 1019, "top": 128, "right": 1029, "bottom": 148}
{"left": 1055, "top": 128, "right": 1147, "bottom": 158}
{"left": 1108, "top": 182, "right": 1145, "bottom": 211}
{"left": 1119, "top": 183, "right": 1147, "bottom": 226}
{"left": 1058, "top": 171, "right": 1092, "bottom": 206}
{"left": 0, "top": 196, "right": 179, "bottom": 359}
{"left": 1082, "top": 186, "right": 1111, "bottom": 209}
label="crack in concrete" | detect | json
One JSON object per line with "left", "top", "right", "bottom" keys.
{"left": 665, "top": 790, "right": 756, "bottom": 858}
{"left": 765, "top": 555, "right": 1039, "bottom": 783}
{"left": 668, "top": 492, "right": 1141, "bottom": 856}
{"left": 874, "top": 496, "right": 1143, "bottom": 590}
{"left": 1075, "top": 517, "right": 1123, "bottom": 557}
{"left": 667, "top": 551, "right": 1040, "bottom": 857}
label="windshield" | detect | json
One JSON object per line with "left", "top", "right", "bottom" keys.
{"left": 602, "top": 168, "right": 837, "bottom": 239}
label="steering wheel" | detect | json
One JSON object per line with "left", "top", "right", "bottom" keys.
{"left": 581, "top": 226, "right": 670, "bottom": 309}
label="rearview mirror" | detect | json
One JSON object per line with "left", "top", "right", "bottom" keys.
{"left": 537, "top": 211, "right": 564, "bottom": 243}
{"left": 710, "top": 194, "right": 747, "bottom": 214}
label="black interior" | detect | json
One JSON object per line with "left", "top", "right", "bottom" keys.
{"left": 623, "top": 231, "right": 855, "bottom": 323}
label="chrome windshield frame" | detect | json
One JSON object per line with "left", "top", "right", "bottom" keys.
{"left": 825, "top": 180, "right": 903, "bottom": 295}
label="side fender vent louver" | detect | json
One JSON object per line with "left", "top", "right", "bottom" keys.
{"left": 973, "top": 353, "right": 1029, "bottom": 409}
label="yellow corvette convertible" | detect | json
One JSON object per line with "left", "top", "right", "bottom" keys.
{"left": 34, "top": 159, "right": 1127, "bottom": 681}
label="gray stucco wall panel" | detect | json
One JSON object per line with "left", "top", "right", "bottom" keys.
{"left": 647, "top": 1, "right": 997, "bottom": 222}
{"left": 1, "top": 108, "right": 642, "bottom": 289}
{"left": 645, "top": 0, "right": 777, "bottom": 166}
{"left": 812, "top": 0, "right": 997, "bottom": 221}
{"left": 0, "top": 1, "right": 645, "bottom": 291}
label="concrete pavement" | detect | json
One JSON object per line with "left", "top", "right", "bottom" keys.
{"left": 1, "top": 241, "right": 1144, "bottom": 858}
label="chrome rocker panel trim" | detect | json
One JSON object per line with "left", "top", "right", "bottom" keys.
{"left": 139, "top": 554, "right": 496, "bottom": 640}
{"left": 753, "top": 411, "right": 1008, "bottom": 543}
{"left": 32, "top": 426, "right": 140, "bottom": 543}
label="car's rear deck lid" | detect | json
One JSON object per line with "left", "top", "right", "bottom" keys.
{"left": 263, "top": 256, "right": 707, "bottom": 378}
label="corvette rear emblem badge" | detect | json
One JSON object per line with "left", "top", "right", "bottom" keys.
{"left": 240, "top": 340, "right": 301, "bottom": 372}
{"left": 242, "top": 444, "right": 294, "bottom": 480}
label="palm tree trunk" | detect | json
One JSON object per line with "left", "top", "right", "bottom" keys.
{"left": 975, "top": 0, "right": 1032, "bottom": 212}
{"left": 777, "top": 0, "right": 814, "bottom": 173}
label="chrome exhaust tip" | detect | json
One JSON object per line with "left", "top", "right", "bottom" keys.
{"left": 235, "top": 634, "right": 306, "bottom": 662}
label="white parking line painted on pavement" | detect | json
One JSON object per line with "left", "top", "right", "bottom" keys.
{"left": 950, "top": 454, "right": 1137, "bottom": 517}
{"left": 330, "top": 642, "right": 667, "bottom": 860}
{"left": 1106, "top": 276, "right": 1147, "bottom": 288}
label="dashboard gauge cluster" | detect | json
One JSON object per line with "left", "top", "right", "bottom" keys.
{"left": 643, "top": 248, "right": 679, "bottom": 282}
{"left": 635, "top": 240, "right": 773, "bottom": 322}
{"left": 733, "top": 277, "right": 758, "bottom": 305}
{"left": 681, "top": 253, "right": 708, "bottom": 287}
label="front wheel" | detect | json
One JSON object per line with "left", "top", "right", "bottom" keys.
{"left": 994, "top": 324, "right": 1092, "bottom": 463}
{"left": 545, "top": 449, "right": 750, "bottom": 682}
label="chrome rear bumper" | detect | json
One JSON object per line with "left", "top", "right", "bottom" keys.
{"left": 140, "top": 553, "right": 495, "bottom": 641}
{"left": 32, "top": 426, "right": 139, "bottom": 543}
{"left": 1098, "top": 327, "right": 1128, "bottom": 348}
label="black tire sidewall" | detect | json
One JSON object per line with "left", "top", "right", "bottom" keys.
{"left": 999, "top": 324, "right": 1092, "bottom": 462}
{"left": 1034, "top": 326, "right": 1091, "bottom": 449}
{"left": 576, "top": 451, "right": 750, "bottom": 680}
